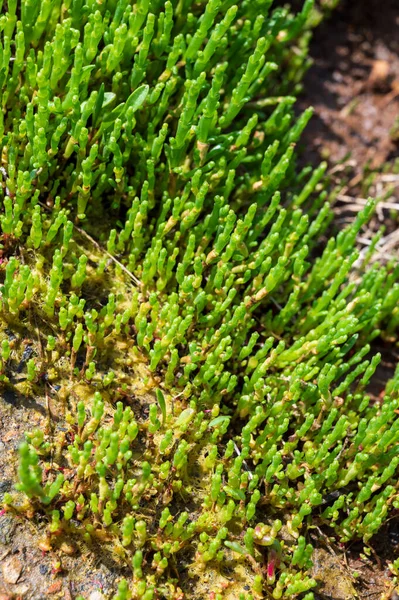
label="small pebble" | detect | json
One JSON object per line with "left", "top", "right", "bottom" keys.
{"left": 47, "top": 581, "right": 62, "bottom": 594}
{"left": 2, "top": 555, "right": 22, "bottom": 584}
{"left": 89, "top": 592, "right": 105, "bottom": 600}
{"left": 12, "top": 584, "right": 29, "bottom": 596}
{"left": 0, "top": 480, "right": 11, "bottom": 494}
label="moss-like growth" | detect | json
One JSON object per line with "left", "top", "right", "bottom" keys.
{"left": 1, "top": 0, "right": 399, "bottom": 598}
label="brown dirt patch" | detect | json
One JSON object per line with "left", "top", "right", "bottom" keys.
{"left": 299, "top": 0, "right": 399, "bottom": 171}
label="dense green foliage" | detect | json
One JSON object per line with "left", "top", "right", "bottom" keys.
{"left": 1, "top": 0, "right": 399, "bottom": 598}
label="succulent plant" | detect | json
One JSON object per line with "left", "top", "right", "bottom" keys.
{"left": 1, "top": 0, "right": 399, "bottom": 598}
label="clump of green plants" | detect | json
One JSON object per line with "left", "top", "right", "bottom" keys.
{"left": 1, "top": 0, "right": 399, "bottom": 598}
